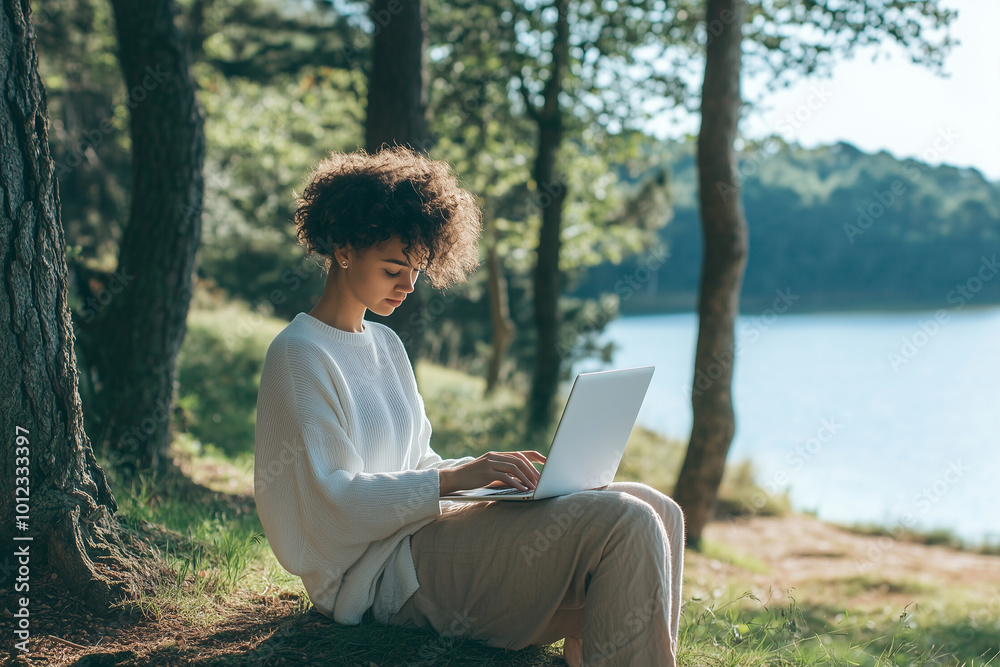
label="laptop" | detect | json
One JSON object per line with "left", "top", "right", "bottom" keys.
{"left": 440, "top": 366, "right": 655, "bottom": 502}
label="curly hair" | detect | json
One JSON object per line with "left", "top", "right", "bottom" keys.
{"left": 292, "top": 145, "right": 482, "bottom": 289}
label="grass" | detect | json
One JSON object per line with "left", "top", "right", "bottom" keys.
{"left": 697, "top": 540, "right": 771, "bottom": 575}
{"left": 675, "top": 584, "right": 1000, "bottom": 666}
{"left": 841, "top": 522, "right": 1000, "bottom": 557}
{"left": 833, "top": 574, "right": 937, "bottom": 598}
{"left": 67, "top": 292, "right": 1000, "bottom": 666}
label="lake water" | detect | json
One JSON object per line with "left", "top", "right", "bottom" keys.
{"left": 573, "top": 308, "right": 1000, "bottom": 546}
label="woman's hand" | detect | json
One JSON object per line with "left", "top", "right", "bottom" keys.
{"left": 438, "top": 450, "right": 547, "bottom": 496}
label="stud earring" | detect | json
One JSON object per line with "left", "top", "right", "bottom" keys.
{"left": 341, "top": 261, "right": 348, "bottom": 268}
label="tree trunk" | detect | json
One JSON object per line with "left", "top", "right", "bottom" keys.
{"left": 1, "top": 0, "right": 156, "bottom": 615}
{"left": 672, "top": 0, "right": 749, "bottom": 548}
{"left": 74, "top": 0, "right": 206, "bottom": 477}
{"left": 526, "top": 0, "right": 569, "bottom": 433}
{"left": 364, "top": 0, "right": 431, "bottom": 367}
{"left": 485, "top": 207, "right": 515, "bottom": 395}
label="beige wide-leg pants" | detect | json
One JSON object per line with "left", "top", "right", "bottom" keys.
{"left": 385, "top": 482, "right": 685, "bottom": 666}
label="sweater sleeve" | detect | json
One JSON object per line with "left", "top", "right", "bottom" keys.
{"left": 295, "top": 420, "right": 443, "bottom": 550}
{"left": 255, "top": 337, "right": 443, "bottom": 575}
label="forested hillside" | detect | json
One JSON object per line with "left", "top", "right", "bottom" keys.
{"left": 578, "top": 140, "right": 1000, "bottom": 313}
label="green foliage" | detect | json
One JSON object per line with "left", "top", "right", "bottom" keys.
{"left": 44, "top": 0, "right": 966, "bottom": 382}
{"left": 740, "top": 1, "right": 956, "bottom": 86}
{"left": 175, "top": 286, "right": 288, "bottom": 457}
{"left": 176, "top": 322, "right": 260, "bottom": 458}
{"left": 577, "top": 139, "right": 1000, "bottom": 313}
{"left": 187, "top": 0, "right": 358, "bottom": 78}
{"left": 193, "top": 64, "right": 367, "bottom": 319}
{"left": 417, "top": 361, "right": 551, "bottom": 455}
{"left": 36, "top": 0, "right": 133, "bottom": 268}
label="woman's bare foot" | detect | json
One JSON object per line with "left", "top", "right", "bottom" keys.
{"left": 563, "top": 636, "right": 582, "bottom": 667}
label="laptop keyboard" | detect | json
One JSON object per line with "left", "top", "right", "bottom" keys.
{"left": 488, "top": 488, "right": 532, "bottom": 496}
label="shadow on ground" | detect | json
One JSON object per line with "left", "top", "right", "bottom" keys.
{"left": 63, "top": 607, "right": 566, "bottom": 667}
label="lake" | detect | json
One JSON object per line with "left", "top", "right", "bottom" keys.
{"left": 574, "top": 307, "right": 1000, "bottom": 546}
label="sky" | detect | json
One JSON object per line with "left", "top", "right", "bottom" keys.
{"left": 649, "top": 0, "right": 1000, "bottom": 182}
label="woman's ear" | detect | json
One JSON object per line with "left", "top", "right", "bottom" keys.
{"left": 333, "top": 246, "right": 351, "bottom": 269}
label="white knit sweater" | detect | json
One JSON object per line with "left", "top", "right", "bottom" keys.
{"left": 253, "top": 312, "right": 475, "bottom": 624}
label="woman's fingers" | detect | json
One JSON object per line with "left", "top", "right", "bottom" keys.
{"left": 484, "top": 454, "right": 534, "bottom": 489}
{"left": 511, "top": 451, "right": 545, "bottom": 484}
{"left": 475, "top": 451, "right": 548, "bottom": 490}
{"left": 504, "top": 452, "right": 538, "bottom": 487}
{"left": 494, "top": 460, "right": 533, "bottom": 489}
{"left": 521, "top": 450, "right": 547, "bottom": 465}
{"left": 511, "top": 453, "right": 542, "bottom": 485}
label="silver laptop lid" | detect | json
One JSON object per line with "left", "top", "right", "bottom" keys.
{"left": 533, "top": 365, "right": 655, "bottom": 500}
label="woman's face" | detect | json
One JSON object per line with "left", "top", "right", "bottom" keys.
{"left": 338, "top": 237, "right": 424, "bottom": 317}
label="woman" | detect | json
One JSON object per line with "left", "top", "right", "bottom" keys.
{"left": 254, "top": 146, "right": 685, "bottom": 666}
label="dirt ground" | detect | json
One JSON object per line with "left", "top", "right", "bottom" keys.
{"left": 5, "top": 505, "right": 1000, "bottom": 666}
{"left": 690, "top": 514, "right": 1000, "bottom": 606}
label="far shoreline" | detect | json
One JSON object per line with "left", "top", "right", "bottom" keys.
{"left": 615, "top": 297, "right": 1000, "bottom": 318}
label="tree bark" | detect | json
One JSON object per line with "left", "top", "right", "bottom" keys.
{"left": 484, "top": 207, "right": 515, "bottom": 394}
{"left": 526, "top": 0, "right": 569, "bottom": 433}
{"left": 672, "top": 0, "right": 749, "bottom": 548}
{"left": 364, "top": 0, "right": 431, "bottom": 367}
{"left": 74, "top": 0, "right": 206, "bottom": 476}
{"left": 1, "top": 0, "right": 156, "bottom": 614}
